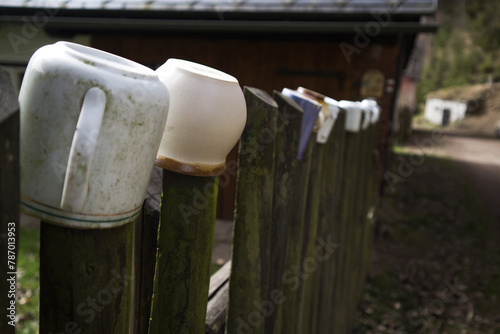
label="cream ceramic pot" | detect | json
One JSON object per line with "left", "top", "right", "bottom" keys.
{"left": 155, "top": 59, "right": 246, "bottom": 176}
{"left": 19, "top": 41, "right": 169, "bottom": 228}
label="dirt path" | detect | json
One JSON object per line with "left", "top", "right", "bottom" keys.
{"left": 411, "top": 129, "right": 500, "bottom": 226}
{"left": 353, "top": 131, "right": 500, "bottom": 333}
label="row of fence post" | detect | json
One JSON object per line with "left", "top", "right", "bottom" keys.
{"left": 225, "top": 87, "right": 379, "bottom": 334}
{"left": 1, "top": 64, "right": 379, "bottom": 333}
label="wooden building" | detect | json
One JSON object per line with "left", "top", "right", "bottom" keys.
{"left": 0, "top": 0, "right": 438, "bottom": 218}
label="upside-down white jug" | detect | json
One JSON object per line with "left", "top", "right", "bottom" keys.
{"left": 19, "top": 41, "right": 169, "bottom": 228}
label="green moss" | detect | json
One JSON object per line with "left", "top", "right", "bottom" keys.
{"left": 16, "top": 228, "right": 40, "bottom": 334}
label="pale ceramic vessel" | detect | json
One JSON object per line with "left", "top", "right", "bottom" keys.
{"left": 19, "top": 41, "right": 170, "bottom": 228}
{"left": 338, "top": 100, "right": 363, "bottom": 133}
{"left": 155, "top": 59, "right": 246, "bottom": 176}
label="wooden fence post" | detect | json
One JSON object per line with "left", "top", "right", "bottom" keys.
{"left": 0, "top": 67, "right": 19, "bottom": 334}
{"left": 297, "top": 137, "right": 325, "bottom": 334}
{"left": 225, "top": 87, "right": 278, "bottom": 334}
{"left": 132, "top": 204, "right": 159, "bottom": 334}
{"left": 332, "top": 124, "right": 362, "bottom": 333}
{"left": 316, "top": 110, "right": 346, "bottom": 333}
{"left": 39, "top": 222, "right": 134, "bottom": 333}
{"left": 269, "top": 92, "right": 304, "bottom": 334}
{"left": 148, "top": 170, "right": 218, "bottom": 334}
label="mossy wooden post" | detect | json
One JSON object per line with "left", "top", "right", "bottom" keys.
{"left": 40, "top": 222, "right": 134, "bottom": 333}
{"left": 333, "top": 126, "right": 361, "bottom": 334}
{"left": 347, "top": 121, "right": 369, "bottom": 331}
{"left": 271, "top": 92, "right": 305, "bottom": 334}
{"left": 148, "top": 170, "right": 218, "bottom": 334}
{"left": 330, "top": 112, "right": 347, "bottom": 334}
{"left": 359, "top": 121, "right": 378, "bottom": 292}
{"left": 316, "top": 110, "right": 346, "bottom": 333}
{"left": 132, "top": 204, "right": 159, "bottom": 334}
{"left": 290, "top": 138, "right": 315, "bottom": 333}
{"left": 356, "top": 122, "right": 372, "bottom": 302}
{"left": 330, "top": 111, "right": 346, "bottom": 332}
{"left": 0, "top": 68, "right": 18, "bottom": 334}
{"left": 225, "top": 87, "right": 277, "bottom": 334}
{"left": 297, "top": 141, "right": 324, "bottom": 333}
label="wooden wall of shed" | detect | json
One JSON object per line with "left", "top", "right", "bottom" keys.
{"left": 92, "top": 33, "right": 410, "bottom": 218}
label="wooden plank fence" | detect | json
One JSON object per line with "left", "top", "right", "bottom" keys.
{"left": 3, "top": 78, "right": 380, "bottom": 333}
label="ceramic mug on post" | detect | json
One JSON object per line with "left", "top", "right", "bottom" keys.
{"left": 19, "top": 41, "right": 170, "bottom": 228}
{"left": 155, "top": 59, "right": 246, "bottom": 176}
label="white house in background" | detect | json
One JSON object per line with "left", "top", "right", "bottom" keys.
{"left": 424, "top": 98, "right": 467, "bottom": 126}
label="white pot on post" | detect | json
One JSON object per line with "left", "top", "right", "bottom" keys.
{"left": 155, "top": 58, "right": 247, "bottom": 176}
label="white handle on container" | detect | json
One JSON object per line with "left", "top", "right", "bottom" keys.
{"left": 60, "top": 87, "right": 106, "bottom": 212}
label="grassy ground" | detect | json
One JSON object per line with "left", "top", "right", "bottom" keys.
{"left": 352, "top": 150, "right": 500, "bottom": 333}
{"left": 16, "top": 227, "right": 40, "bottom": 334}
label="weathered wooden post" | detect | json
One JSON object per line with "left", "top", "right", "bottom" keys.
{"left": 316, "top": 108, "right": 345, "bottom": 334}
{"left": 0, "top": 68, "right": 19, "bottom": 334}
{"left": 40, "top": 222, "right": 135, "bottom": 332}
{"left": 132, "top": 196, "right": 160, "bottom": 334}
{"left": 149, "top": 59, "right": 246, "bottom": 334}
{"left": 225, "top": 87, "right": 278, "bottom": 334}
{"left": 269, "top": 91, "right": 304, "bottom": 334}
{"left": 294, "top": 89, "right": 346, "bottom": 334}
{"left": 331, "top": 101, "right": 364, "bottom": 334}
{"left": 276, "top": 88, "right": 328, "bottom": 334}
{"left": 148, "top": 170, "right": 219, "bottom": 334}
{"left": 298, "top": 138, "right": 325, "bottom": 334}
{"left": 17, "top": 42, "right": 169, "bottom": 333}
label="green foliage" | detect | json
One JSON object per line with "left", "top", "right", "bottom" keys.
{"left": 417, "top": 0, "right": 500, "bottom": 103}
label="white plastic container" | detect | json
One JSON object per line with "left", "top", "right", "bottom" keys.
{"left": 338, "top": 100, "right": 363, "bottom": 133}
{"left": 155, "top": 59, "right": 247, "bottom": 176}
{"left": 19, "top": 41, "right": 170, "bottom": 228}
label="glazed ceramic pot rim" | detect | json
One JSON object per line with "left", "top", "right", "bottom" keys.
{"left": 56, "top": 41, "right": 156, "bottom": 78}
{"left": 162, "top": 58, "right": 238, "bottom": 84}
